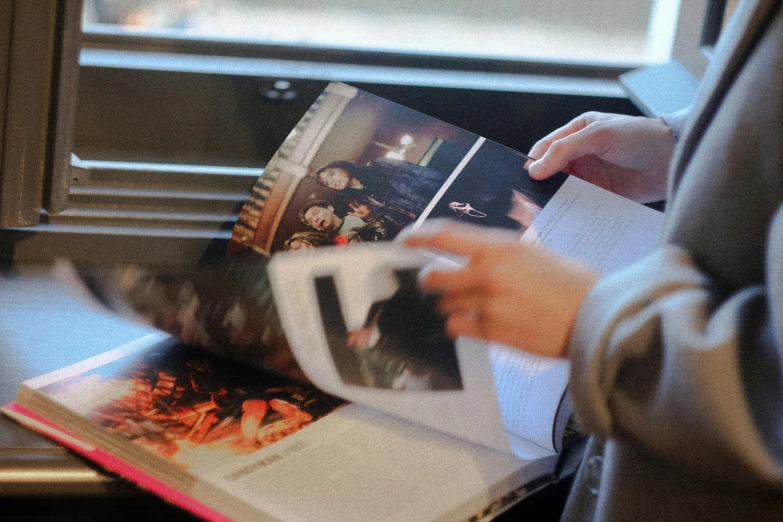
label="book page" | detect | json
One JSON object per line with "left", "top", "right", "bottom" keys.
{"left": 244, "top": 84, "right": 664, "bottom": 457}
{"left": 268, "top": 245, "right": 519, "bottom": 456}
{"left": 196, "top": 403, "right": 559, "bottom": 522}
{"left": 490, "top": 175, "right": 664, "bottom": 452}
{"left": 490, "top": 344, "right": 569, "bottom": 456}
{"left": 522, "top": 175, "right": 665, "bottom": 274}
{"left": 67, "top": 258, "right": 305, "bottom": 382}
{"left": 11, "top": 334, "right": 558, "bottom": 522}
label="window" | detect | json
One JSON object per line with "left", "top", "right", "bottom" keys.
{"left": 1, "top": 0, "right": 727, "bottom": 266}
{"left": 82, "top": 0, "right": 679, "bottom": 65}
{"left": 620, "top": 0, "right": 739, "bottom": 117}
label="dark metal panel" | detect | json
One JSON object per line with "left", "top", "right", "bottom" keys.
{"left": 0, "top": 1, "right": 12, "bottom": 174}
{"left": 0, "top": 225, "right": 231, "bottom": 267}
{"left": 73, "top": 68, "right": 638, "bottom": 167}
{"left": 701, "top": 0, "right": 729, "bottom": 48}
{"left": 0, "top": 1, "right": 57, "bottom": 227}
{"left": 45, "top": 0, "right": 84, "bottom": 213}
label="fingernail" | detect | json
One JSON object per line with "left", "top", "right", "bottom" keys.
{"left": 527, "top": 160, "right": 543, "bottom": 178}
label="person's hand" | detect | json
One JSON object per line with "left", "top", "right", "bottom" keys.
{"left": 348, "top": 202, "right": 371, "bottom": 218}
{"left": 406, "top": 221, "right": 599, "bottom": 359}
{"left": 526, "top": 112, "right": 676, "bottom": 203}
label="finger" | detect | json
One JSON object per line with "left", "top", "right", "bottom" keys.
{"left": 527, "top": 112, "right": 613, "bottom": 177}
{"left": 419, "top": 267, "right": 485, "bottom": 294}
{"left": 445, "top": 309, "right": 513, "bottom": 347}
{"left": 527, "top": 125, "right": 609, "bottom": 180}
{"left": 527, "top": 112, "right": 600, "bottom": 159}
{"left": 436, "top": 291, "right": 489, "bottom": 316}
{"left": 405, "top": 226, "right": 487, "bottom": 258}
{"left": 444, "top": 311, "right": 483, "bottom": 340}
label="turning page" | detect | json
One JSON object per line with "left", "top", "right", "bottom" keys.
{"left": 268, "top": 245, "right": 515, "bottom": 455}
{"left": 230, "top": 81, "right": 665, "bottom": 458}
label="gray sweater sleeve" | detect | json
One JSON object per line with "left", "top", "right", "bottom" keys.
{"left": 567, "top": 205, "right": 783, "bottom": 490}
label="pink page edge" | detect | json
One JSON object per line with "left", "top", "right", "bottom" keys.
{"left": 2, "top": 402, "right": 233, "bottom": 522}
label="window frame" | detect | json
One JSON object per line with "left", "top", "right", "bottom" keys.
{"left": 620, "top": 0, "right": 736, "bottom": 117}
{"left": 0, "top": 0, "right": 723, "bottom": 267}
{"left": 0, "top": 1, "right": 61, "bottom": 229}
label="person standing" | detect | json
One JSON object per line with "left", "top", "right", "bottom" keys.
{"left": 407, "top": 0, "right": 783, "bottom": 519}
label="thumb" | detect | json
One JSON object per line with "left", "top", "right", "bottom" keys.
{"left": 527, "top": 128, "right": 603, "bottom": 180}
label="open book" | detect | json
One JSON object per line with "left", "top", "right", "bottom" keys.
{"left": 2, "top": 82, "right": 664, "bottom": 522}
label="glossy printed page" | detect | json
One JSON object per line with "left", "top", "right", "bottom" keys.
{"left": 22, "top": 335, "right": 344, "bottom": 472}
{"left": 72, "top": 257, "right": 304, "bottom": 382}
{"left": 268, "top": 245, "right": 524, "bottom": 456}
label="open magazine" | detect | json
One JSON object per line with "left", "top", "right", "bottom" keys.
{"left": 3, "top": 82, "right": 664, "bottom": 522}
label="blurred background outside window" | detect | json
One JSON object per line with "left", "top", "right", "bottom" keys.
{"left": 82, "top": 0, "right": 684, "bottom": 65}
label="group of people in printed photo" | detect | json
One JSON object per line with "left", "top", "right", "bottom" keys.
{"left": 44, "top": 345, "right": 345, "bottom": 469}
{"left": 283, "top": 156, "right": 452, "bottom": 252}
{"left": 280, "top": 142, "right": 566, "bottom": 253}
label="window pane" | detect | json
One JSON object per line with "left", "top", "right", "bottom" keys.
{"left": 82, "top": 0, "right": 678, "bottom": 65}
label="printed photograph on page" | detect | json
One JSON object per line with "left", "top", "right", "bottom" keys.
{"left": 229, "top": 82, "right": 480, "bottom": 256}
{"left": 424, "top": 139, "right": 567, "bottom": 235}
{"left": 78, "top": 258, "right": 303, "bottom": 381}
{"left": 313, "top": 266, "right": 462, "bottom": 392}
{"left": 38, "top": 342, "right": 344, "bottom": 470}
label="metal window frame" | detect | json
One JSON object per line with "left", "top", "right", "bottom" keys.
{"left": 79, "top": 24, "right": 636, "bottom": 80}
{"left": 0, "top": 0, "right": 82, "bottom": 228}
{"left": 620, "top": 0, "right": 725, "bottom": 117}
{"left": 4, "top": 0, "right": 724, "bottom": 266}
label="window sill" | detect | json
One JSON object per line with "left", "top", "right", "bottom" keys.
{"left": 619, "top": 60, "right": 700, "bottom": 117}
{"left": 80, "top": 48, "right": 628, "bottom": 99}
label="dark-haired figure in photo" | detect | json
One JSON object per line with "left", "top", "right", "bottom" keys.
{"left": 300, "top": 199, "right": 367, "bottom": 241}
{"left": 283, "top": 231, "right": 330, "bottom": 252}
{"left": 345, "top": 269, "right": 462, "bottom": 391}
{"left": 300, "top": 199, "right": 399, "bottom": 244}
{"left": 314, "top": 158, "right": 450, "bottom": 226}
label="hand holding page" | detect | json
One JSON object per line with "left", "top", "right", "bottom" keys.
{"left": 268, "top": 245, "right": 515, "bottom": 455}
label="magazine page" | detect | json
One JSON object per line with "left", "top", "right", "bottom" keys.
{"left": 70, "top": 257, "right": 305, "bottom": 382}
{"left": 519, "top": 175, "right": 665, "bottom": 274}
{"left": 229, "top": 81, "right": 663, "bottom": 457}
{"left": 10, "top": 335, "right": 558, "bottom": 522}
{"left": 228, "top": 82, "right": 561, "bottom": 258}
{"left": 476, "top": 177, "right": 665, "bottom": 454}
{"left": 267, "top": 245, "right": 522, "bottom": 456}
{"left": 489, "top": 345, "right": 571, "bottom": 455}
{"left": 196, "top": 404, "right": 558, "bottom": 522}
